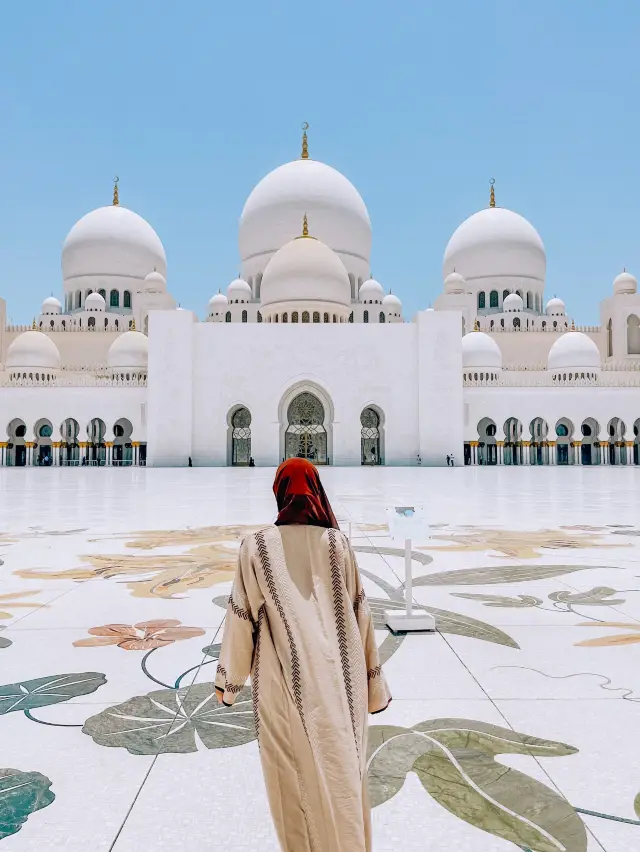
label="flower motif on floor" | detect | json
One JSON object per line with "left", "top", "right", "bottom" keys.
{"left": 73, "top": 619, "right": 205, "bottom": 650}
{"left": 0, "top": 591, "right": 44, "bottom": 620}
{"left": 575, "top": 622, "right": 640, "bottom": 647}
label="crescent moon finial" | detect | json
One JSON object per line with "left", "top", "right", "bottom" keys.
{"left": 301, "top": 123, "right": 309, "bottom": 159}
{"left": 112, "top": 176, "right": 120, "bottom": 206}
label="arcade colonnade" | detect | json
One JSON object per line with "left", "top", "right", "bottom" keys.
{"left": 466, "top": 415, "right": 640, "bottom": 466}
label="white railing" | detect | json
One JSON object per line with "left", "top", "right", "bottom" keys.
{"left": 0, "top": 374, "right": 147, "bottom": 388}
{"left": 464, "top": 370, "right": 640, "bottom": 388}
{"left": 477, "top": 323, "right": 601, "bottom": 334}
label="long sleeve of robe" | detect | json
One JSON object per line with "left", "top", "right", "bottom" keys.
{"left": 215, "top": 524, "right": 391, "bottom": 852}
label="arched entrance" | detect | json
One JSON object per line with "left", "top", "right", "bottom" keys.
{"left": 607, "top": 418, "right": 626, "bottom": 465}
{"left": 60, "top": 418, "right": 80, "bottom": 466}
{"left": 285, "top": 392, "right": 328, "bottom": 464}
{"left": 7, "top": 419, "right": 27, "bottom": 467}
{"left": 361, "top": 407, "right": 382, "bottom": 465}
{"left": 34, "top": 419, "right": 54, "bottom": 466}
{"left": 230, "top": 407, "right": 252, "bottom": 466}
{"left": 503, "top": 418, "right": 523, "bottom": 465}
{"left": 87, "top": 418, "right": 106, "bottom": 465}
{"left": 555, "top": 418, "right": 574, "bottom": 465}
{"left": 477, "top": 417, "right": 497, "bottom": 465}
{"left": 581, "top": 418, "right": 600, "bottom": 465}
{"left": 113, "top": 418, "right": 133, "bottom": 466}
{"left": 529, "top": 418, "right": 549, "bottom": 465}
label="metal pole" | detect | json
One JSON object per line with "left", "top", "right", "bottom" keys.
{"left": 405, "top": 538, "right": 412, "bottom": 617}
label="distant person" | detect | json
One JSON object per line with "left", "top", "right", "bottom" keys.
{"left": 188, "top": 456, "right": 192, "bottom": 467}
{"left": 249, "top": 457, "right": 255, "bottom": 467}
{"left": 450, "top": 455, "right": 455, "bottom": 467}
{"left": 446, "top": 454, "right": 451, "bottom": 466}
{"left": 216, "top": 458, "right": 391, "bottom": 851}
{"left": 417, "top": 453, "right": 422, "bottom": 465}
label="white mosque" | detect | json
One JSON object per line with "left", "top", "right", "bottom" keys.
{"left": 1, "top": 126, "right": 640, "bottom": 468}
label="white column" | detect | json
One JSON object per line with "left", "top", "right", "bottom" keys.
{"left": 522, "top": 442, "right": 530, "bottom": 465}
{"left": 417, "top": 311, "right": 463, "bottom": 466}
{"left": 549, "top": 441, "right": 556, "bottom": 465}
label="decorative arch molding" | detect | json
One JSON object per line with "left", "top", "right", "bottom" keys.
{"left": 278, "top": 379, "right": 335, "bottom": 464}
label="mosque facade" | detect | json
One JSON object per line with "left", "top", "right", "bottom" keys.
{"left": 1, "top": 128, "right": 640, "bottom": 468}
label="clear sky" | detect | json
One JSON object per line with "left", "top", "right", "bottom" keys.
{"left": 1, "top": 0, "right": 639, "bottom": 324}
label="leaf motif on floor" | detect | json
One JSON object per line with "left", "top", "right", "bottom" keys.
{"left": 451, "top": 593, "right": 543, "bottom": 608}
{"left": 413, "top": 564, "right": 595, "bottom": 587}
{"left": 0, "top": 673, "right": 106, "bottom": 714}
{"left": 0, "top": 768, "right": 55, "bottom": 840}
{"left": 83, "top": 684, "right": 255, "bottom": 755}
{"left": 368, "top": 718, "right": 586, "bottom": 852}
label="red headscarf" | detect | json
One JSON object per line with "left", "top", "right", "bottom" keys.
{"left": 273, "top": 458, "right": 339, "bottom": 529}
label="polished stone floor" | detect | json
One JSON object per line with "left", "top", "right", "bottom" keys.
{"left": 1, "top": 466, "right": 639, "bottom": 851}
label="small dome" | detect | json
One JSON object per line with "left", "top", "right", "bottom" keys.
{"left": 444, "top": 271, "right": 466, "bottom": 294}
{"left": 41, "top": 296, "right": 61, "bottom": 315}
{"left": 208, "top": 291, "right": 228, "bottom": 308}
{"left": 143, "top": 270, "right": 167, "bottom": 293}
{"left": 227, "top": 278, "right": 252, "bottom": 302}
{"left": 62, "top": 205, "right": 166, "bottom": 288}
{"left": 425, "top": 307, "right": 435, "bottom": 312}
{"left": 359, "top": 278, "right": 384, "bottom": 302}
{"left": 6, "top": 331, "right": 61, "bottom": 370}
{"left": 107, "top": 331, "right": 148, "bottom": 369}
{"left": 613, "top": 270, "right": 637, "bottom": 295}
{"left": 545, "top": 297, "right": 566, "bottom": 316}
{"left": 462, "top": 331, "right": 502, "bottom": 369}
{"left": 503, "top": 293, "right": 523, "bottom": 312}
{"left": 260, "top": 235, "right": 350, "bottom": 308}
{"left": 547, "top": 332, "right": 601, "bottom": 372}
{"left": 85, "top": 291, "right": 106, "bottom": 312}
{"left": 382, "top": 292, "right": 402, "bottom": 308}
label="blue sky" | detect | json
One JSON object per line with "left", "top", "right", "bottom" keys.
{"left": 1, "top": 0, "right": 638, "bottom": 323}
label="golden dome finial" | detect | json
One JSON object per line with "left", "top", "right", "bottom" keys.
{"left": 571, "top": 318, "right": 575, "bottom": 330}
{"left": 473, "top": 319, "right": 480, "bottom": 332}
{"left": 32, "top": 317, "right": 37, "bottom": 330}
{"left": 489, "top": 178, "right": 496, "bottom": 208}
{"left": 131, "top": 317, "right": 136, "bottom": 331}
{"left": 301, "top": 122, "right": 309, "bottom": 159}
{"left": 113, "top": 176, "right": 120, "bottom": 206}
{"left": 302, "top": 212, "right": 309, "bottom": 237}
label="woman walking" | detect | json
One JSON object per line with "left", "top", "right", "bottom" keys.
{"left": 215, "top": 457, "right": 391, "bottom": 851}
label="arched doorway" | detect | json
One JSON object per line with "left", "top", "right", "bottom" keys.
{"left": 34, "top": 418, "right": 54, "bottom": 466}
{"left": 285, "top": 393, "right": 328, "bottom": 464}
{"left": 503, "top": 418, "right": 523, "bottom": 465}
{"left": 581, "top": 418, "right": 600, "bottom": 465}
{"left": 60, "top": 418, "right": 80, "bottom": 466}
{"left": 555, "top": 418, "right": 574, "bottom": 465}
{"left": 113, "top": 418, "right": 133, "bottom": 466}
{"left": 628, "top": 315, "right": 640, "bottom": 355}
{"left": 529, "top": 418, "right": 549, "bottom": 465}
{"left": 230, "top": 407, "right": 251, "bottom": 466}
{"left": 7, "top": 419, "right": 27, "bottom": 467}
{"left": 87, "top": 418, "right": 106, "bottom": 466}
{"left": 477, "top": 417, "right": 497, "bottom": 465}
{"left": 361, "top": 407, "right": 382, "bottom": 465}
{"left": 634, "top": 419, "right": 640, "bottom": 465}
{"left": 607, "top": 418, "right": 626, "bottom": 465}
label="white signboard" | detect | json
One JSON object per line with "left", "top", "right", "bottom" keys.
{"left": 386, "top": 506, "right": 430, "bottom": 544}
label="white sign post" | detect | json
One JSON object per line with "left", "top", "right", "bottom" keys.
{"left": 385, "top": 507, "right": 436, "bottom": 633}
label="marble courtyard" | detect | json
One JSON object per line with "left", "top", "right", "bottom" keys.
{"left": 1, "top": 466, "right": 639, "bottom": 851}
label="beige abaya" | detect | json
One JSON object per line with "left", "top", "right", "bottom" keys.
{"left": 215, "top": 524, "right": 391, "bottom": 852}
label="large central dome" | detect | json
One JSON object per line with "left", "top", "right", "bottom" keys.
{"left": 443, "top": 205, "right": 546, "bottom": 293}
{"left": 239, "top": 157, "right": 371, "bottom": 285}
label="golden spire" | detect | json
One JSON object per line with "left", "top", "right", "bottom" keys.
{"left": 302, "top": 212, "right": 309, "bottom": 236}
{"left": 489, "top": 178, "right": 496, "bottom": 208}
{"left": 473, "top": 319, "right": 480, "bottom": 331}
{"left": 571, "top": 318, "right": 575, "bottom": 330}
{"left": 131, "top": 317, "right": 136, "bottom": 331}
{"left": 32, "top": 317, "right": 37, "bottom": 330}
{"left": 301, "top": 122, "right": 309, "bottom": 159}
{"left": 112, "top": 176, "right": 119, "bottom": 206}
